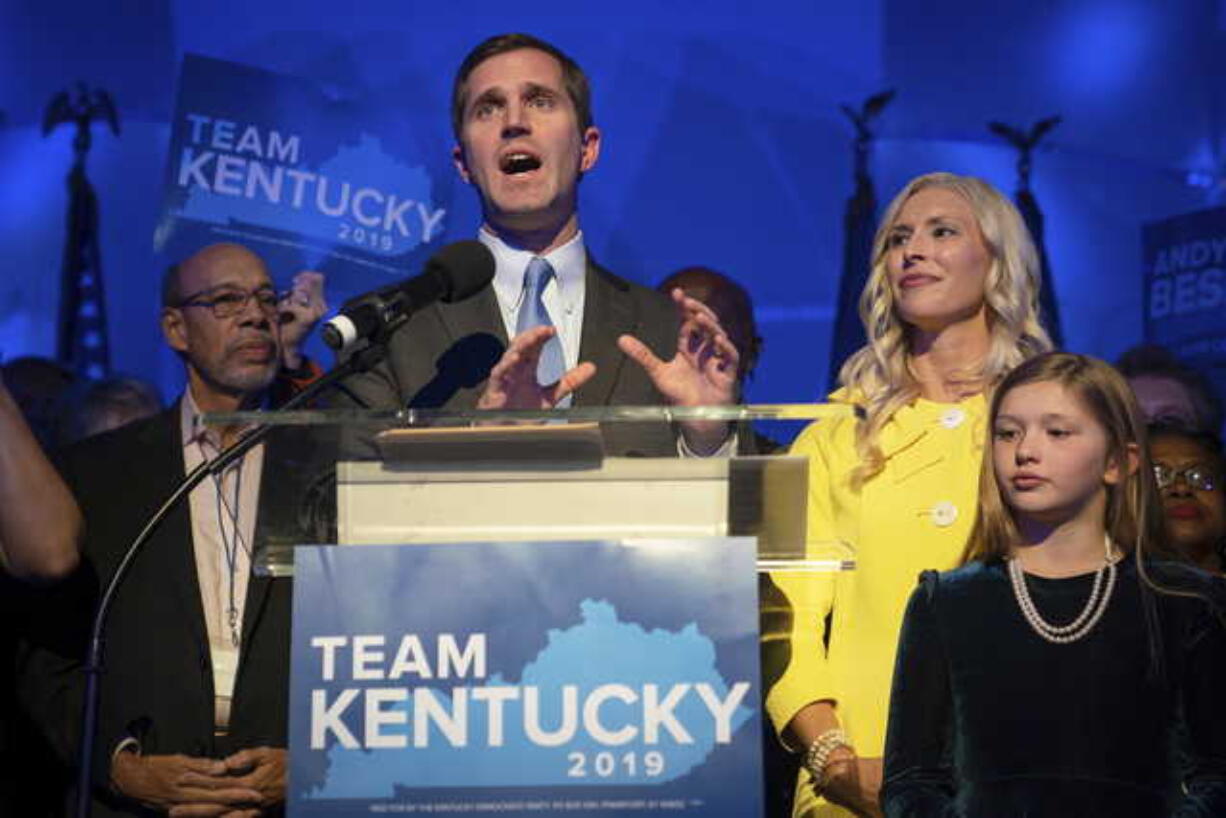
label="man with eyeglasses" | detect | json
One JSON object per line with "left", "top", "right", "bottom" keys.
{"left": 168, "top": 250, "right": 327, "bottom": 405}
{"left": 41, "top": 242, "right": 327, "bottom": 817}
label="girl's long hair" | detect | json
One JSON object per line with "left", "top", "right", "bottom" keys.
{"left": 838, "top": 172, "right": 1052, "bottom": 487}
{"left": 960, "top": 352, "right": 1169, "bottom": 567}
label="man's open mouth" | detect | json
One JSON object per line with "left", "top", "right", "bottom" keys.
{"left": 500, "top": 152, "right": 542, "bottom": 175}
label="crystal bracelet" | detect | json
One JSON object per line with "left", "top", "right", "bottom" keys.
{"left": 803, "top": 728, "right": 852, "bottom": 783}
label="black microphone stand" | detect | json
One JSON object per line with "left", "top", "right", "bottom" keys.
{"left": 74, "top": 342, "right": 386, "bottom": 818}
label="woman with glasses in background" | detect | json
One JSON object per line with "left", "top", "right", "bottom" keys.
{"left": 1150, "top": 423, "right": 1225, "bottom": 574}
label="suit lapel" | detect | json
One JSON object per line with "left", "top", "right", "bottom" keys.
{"left": 576, "top": 258, "right": 637, "bottom": 407}
{"left": 144, "top": 405, "right": 212, "bottom": 670}
{"left": 437, "top": 283, "right": 507, "bottom": 348}
{"left": 407, "top": 284, "right": 508, "bottom": 410}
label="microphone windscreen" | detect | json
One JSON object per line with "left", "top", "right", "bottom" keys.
{"left": 426, "top": 240, "right": 496, "bottom": 303}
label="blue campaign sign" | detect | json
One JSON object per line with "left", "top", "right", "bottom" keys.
{"left": 1141, "top": 206, "right": 1226, "bottom": 399}
{"left": 156, "top": 53, "right": 457, "bottom": 301}
{"left": 288, "top": 539, "right": 763, "bottom": 818}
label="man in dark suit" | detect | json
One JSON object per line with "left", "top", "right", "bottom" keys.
{"left": 336, "top": 33, "right": 737, "bottom": 454}
{"left": 49, "top": 243, "right": 326, "bottom": 817}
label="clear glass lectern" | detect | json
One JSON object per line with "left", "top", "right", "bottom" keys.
{"left": 199, "top": 403, "right": 856, "bottom": 579}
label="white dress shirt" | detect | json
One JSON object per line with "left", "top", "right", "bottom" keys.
{"left": 476, "top": 227, "right": 732, "bottom": 456}
{"left": 480, "top": 227, "right": 587, "bottom": 368}
{"left": 180, "top": 389, "right": 264, "bottom": 732}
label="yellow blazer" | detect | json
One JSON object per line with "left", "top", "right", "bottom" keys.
{"left": 766, "top": 393, "right": 986, "bottom": 817}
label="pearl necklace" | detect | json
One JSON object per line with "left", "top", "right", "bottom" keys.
{"left": 1008, "top": 535, "right": 1117, "bottom": 644}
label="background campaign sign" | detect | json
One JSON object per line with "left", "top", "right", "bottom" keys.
{"left": 155, "top": 54, "right": 458, "bottom": 361}
{"left": 288, "top": 539, "right": 763, "bottom": 817}
{"left": 1141, "top": 206, "right": 1226, "bottom": 402}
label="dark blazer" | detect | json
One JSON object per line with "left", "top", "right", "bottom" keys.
{"left": 334, "top": 258, "right": 681, "bottom": 457}
{"left": 45, "top": 405, "right": 310, "bottom": 817}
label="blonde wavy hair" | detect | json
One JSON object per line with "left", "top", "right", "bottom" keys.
{"left": 960, "top": 352, "right": 1167, "bottom": 566}
{"left": 838, "top": 172, "right": 1053, "bottom": 486}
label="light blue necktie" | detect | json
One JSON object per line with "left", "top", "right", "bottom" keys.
{"left": 516, "top": 257, "right": 568, "bottom": 403}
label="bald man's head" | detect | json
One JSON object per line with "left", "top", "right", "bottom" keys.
{"left": 160, "top": 243, "right": 281, "bottom": 409}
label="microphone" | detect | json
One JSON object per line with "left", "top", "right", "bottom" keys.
{"left": 322, "top": 240, "right": 495, "bottom": 352}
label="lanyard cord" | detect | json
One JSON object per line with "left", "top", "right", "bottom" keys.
{"left": 198, "top": 436, "right": 248, "bottom": 648}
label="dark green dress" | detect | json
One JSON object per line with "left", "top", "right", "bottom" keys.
{"left": 882, "top": 558, "right": 1226, "bottom": 817}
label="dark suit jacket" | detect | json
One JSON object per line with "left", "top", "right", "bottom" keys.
{"left": 334, "top": 258, "right": 681, "bottom": 457}
{"left": 44, "top": 405, "right": 316, "bottom": 816}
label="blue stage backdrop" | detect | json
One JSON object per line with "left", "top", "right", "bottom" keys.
{"left": 1, "top": 1, "right": 1223, "bottom": 413}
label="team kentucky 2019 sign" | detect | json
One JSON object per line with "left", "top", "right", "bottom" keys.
{"left": 156, "top": 53, "right": 456, "bottom": 299}
{"left": 288, "top": 539, "right": 763, "bottom": 817}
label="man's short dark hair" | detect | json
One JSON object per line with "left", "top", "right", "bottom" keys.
{"left": 451, "top": 33, "right": 593, "bottom": 139}
{"left": 1117, "top": 343, "right": 1223, "bottom": 432}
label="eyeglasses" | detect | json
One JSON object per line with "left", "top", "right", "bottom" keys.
{"left": 1153, "top": 463, "right": 1219, "bottom": 492}
{"left": 176, "top": 287, "right": 281, "bottom": 319}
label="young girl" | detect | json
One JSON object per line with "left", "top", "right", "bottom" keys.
{"left": 880, "top": 352, "right": 1226, "bottom": 817}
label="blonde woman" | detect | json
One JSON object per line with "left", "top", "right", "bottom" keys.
{"left": 767, "top": 172, "right": 1052, "bottom": 817}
